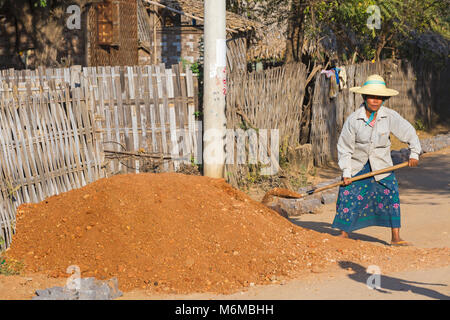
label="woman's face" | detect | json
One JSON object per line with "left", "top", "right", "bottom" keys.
{"left": 364, "top": 95, "right": 385, "bottom": 112}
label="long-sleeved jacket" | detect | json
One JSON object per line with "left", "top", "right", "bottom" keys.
{"left": 337, "top": 105, "right": 421, "bottom": 181}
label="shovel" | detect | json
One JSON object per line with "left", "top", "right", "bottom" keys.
{"left": 262, "top": 161, "right": 409, "bottom": 205}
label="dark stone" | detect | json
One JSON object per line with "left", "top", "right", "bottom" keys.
{"left": 294, "top": 198, "right": 322, "bottom": 214}
{"left": 266, "top": 202, "right": 289, "bottom": 218}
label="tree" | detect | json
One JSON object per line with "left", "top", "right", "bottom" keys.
{"left": 300, "top": 0, "right": 450, "bottom": 62}
{"left": 226, "top": 0, "right": 450, "bottom": 63}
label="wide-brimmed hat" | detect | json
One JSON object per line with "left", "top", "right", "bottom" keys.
{"left": 350, "top": 74, "right": 399, "bottom": 97}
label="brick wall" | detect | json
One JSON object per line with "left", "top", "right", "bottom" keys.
{"left": 138, "top": 26, "right": 202, "bottom": 66}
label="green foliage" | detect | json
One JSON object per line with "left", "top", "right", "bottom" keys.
{"left": 189, "top": 155, "right": 203, "bottom": 171}
{"left": 190, "top": 62, "right": 201, "bottom": 76}
{"left": 180, "top": 56, "right": 203, "bottom": 113}
{"left": 180, "top": 58, "right": 202, "bottom": 76}
{"left": 414, "top": 118, "right": 427, "bottom": 131}
{"left": 0, "top": 256, "right": 24, "bottom": 276}
{"left": 193, "top": 110, "right": 203, "bottom": 119}
{"left": 179, "top": 57, "right": 190, "bottom": 70}
{"left": 34, "top": 0, "right": 47, "bottom": 7}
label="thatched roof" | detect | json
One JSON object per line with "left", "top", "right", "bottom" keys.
{"left": 248, "top": 26, "right": 331, "bottom": 61}
{"left": 143, "top": 0, "right": 260, "bottom": 33}
{"left": 247, "top": 25, "right": 286, "bottom": 60}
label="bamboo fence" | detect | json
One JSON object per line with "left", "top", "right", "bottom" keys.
{"left": 0, "top": 63, "right": 199, "bottom": 250}
{"left": 225, "top": 62, "right": 308, "bottom": 187}
{"left": 0, "top": 84, "right": 100, "bottom": 250}
{"left": 226, "top": 37, "right": 247, "bottom": 75}
{"left": 81, "top": 63, "right": 200, "bottom": 175}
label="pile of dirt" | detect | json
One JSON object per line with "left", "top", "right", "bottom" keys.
{"left": 5, "top": 173, "right": 450, "bottom": 294}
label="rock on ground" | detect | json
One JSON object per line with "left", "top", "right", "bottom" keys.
{"left": 33, "top": 277, "right": 122, "bottom": 300}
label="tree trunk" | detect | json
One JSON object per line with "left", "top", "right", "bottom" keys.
{"left": 284, "top": 0, "right": 307, "bottom": 63}
{"left": 375, "top": 20, "right": 395, "bottom": 62}
{"left": 375, "top": 33, "right": 386, "bottom": 61}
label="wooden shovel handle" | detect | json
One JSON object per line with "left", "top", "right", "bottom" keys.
{"left": 261, "top": 161, "right": 410, "bottom": 203}
{"left": 304, "top": 161, "right": 409, "bottom": 196}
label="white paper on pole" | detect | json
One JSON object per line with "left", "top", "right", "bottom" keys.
{"left": 216, "top": 39, "right": 227, "bottom": 68}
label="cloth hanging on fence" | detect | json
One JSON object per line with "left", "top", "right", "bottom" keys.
{"left": 329, "top": 74, "right": 339, "bottom": 98}
{"left": 321, "top": 69, "right": 339, "bottom": 98}
{"left": 321, "top": 69, "right": 335, "bottom": 78}
{"left": 338, "top": 66, "right": 347, "bottom": 89}
{"left": 321, "top": 67, "right": 348, "bottom": 89}
{"left": 332, "top": 67, "right": 340, "bottom": 86}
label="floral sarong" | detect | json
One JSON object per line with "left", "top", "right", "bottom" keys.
{"left": 332, "top": 161, "right": 401, "bottom": 232}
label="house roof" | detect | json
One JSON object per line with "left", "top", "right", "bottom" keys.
{"left": 145, "top": 0, "right": 261, "bottom": 33}
{"left": 247, "top": 25, "right": 286, "bottom": 60}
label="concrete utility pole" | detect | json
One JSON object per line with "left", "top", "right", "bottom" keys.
{"left": 203, "top": 0, "right": 227, "bottom": 178}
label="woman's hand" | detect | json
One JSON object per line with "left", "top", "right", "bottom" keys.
{"left": 408, "top": 158, "right": 419, "bottom": 167}
{"left": 342, "top": 177, "right": 352, "bottom": 186}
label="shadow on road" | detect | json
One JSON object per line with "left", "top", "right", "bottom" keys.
{"left": 338, "top": 261, "right": 449, "bottom": 300}
{"left": 289, "top": 220, "right": 391, "bottom": 246}
{"left": 396, "top": 154, "right": 450, "bottom": 196}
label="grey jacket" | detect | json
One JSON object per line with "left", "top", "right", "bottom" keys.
{"left": 337, "top": 105, "right": 421, "bottom": 181}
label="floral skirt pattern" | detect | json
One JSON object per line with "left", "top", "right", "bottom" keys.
{"left": 332, "top": 161, "right": 401, "bottom": 232}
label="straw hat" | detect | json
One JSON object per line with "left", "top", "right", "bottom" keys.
{"left": 350, "top": 74, "right": 399, "bottom": 97}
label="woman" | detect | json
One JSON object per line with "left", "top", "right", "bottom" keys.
{"left": 332, "top": 74, "right": 421, "bottom": 246}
